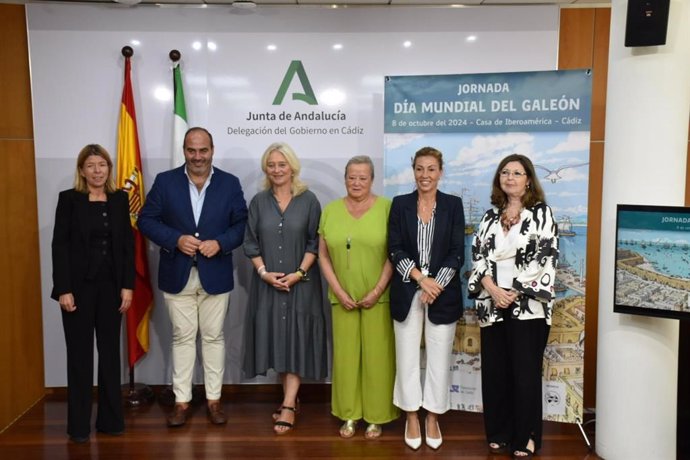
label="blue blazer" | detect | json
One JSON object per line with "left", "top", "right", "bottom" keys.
{"left": 388, "top": 190, "right": 465, "bottom": 325}
{"left": 138, "top": 165, "right": 248, "bottom": 295}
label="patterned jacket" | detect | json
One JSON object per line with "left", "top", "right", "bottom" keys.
{"left": 467, "top": 202, "right": 559, "bottom": 326}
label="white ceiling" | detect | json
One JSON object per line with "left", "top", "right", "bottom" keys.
{"left": 0, "top": 0, "right": 612, "bottom": 6}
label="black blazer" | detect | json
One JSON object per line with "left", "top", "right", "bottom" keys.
{"left": 388, "top": 190, "right": 465, "bottom": 325}
{"left": 51, "top": 189, "right": 135, "bottom": 300}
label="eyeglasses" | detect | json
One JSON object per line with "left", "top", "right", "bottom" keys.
{"left": 500, "top": 170, "right": 527, "bottom": 178}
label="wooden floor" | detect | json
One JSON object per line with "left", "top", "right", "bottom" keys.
{"left": 0, "top": 392, "right": 599, "bottom": 460}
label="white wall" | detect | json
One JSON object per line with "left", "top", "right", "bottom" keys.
{"left": 27, "top": 3, "right": 559, "bottom": 386}
{"left": 595, "top": 0, "right": 690, "bottom": 457}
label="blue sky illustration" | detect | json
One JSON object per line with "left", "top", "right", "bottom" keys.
{"left": 383, "top": 131, "right": 590, "bottom": 225}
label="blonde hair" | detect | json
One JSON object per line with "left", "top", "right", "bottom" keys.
{"left": 260, "top": 142, "right": 308, "bottom": 196}
{"left": 73, "top": 144, "right": 116, "bottom": 194}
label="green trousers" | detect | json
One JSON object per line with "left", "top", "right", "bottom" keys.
{"left": 331, "top": 301, "right": 399, "bottom": 424}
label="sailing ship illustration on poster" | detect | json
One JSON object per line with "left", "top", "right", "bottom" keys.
{"left": 559, "top": 216, "right": 576, "bottom": 237}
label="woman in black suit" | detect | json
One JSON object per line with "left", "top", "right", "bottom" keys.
{"left": 388, "top": 147, "right": 464, "bottom": 450}
{"left": 51, "top": 144, "right": 135, "bottom": 443}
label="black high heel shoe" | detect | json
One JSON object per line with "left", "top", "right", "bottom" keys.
{"left": 489, "top": 441, "right": 509, "bottom": 454}
{"left": 274, "top": 406, "right": 297, "bottom": 435}
{"left": 272, "top": 398, "right": 300, "bottom": 421}
{"left": 512, "top": 448, "right": 534, "bottom": 459}
{"left": 512, "top": 439, "right": 535, "bottom": 459}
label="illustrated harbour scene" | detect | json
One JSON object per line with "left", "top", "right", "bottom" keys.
{"left": 615, "top": 226, "right": 690, "bottom": 315}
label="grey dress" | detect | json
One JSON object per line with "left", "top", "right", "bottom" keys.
{"left": 243, "top": 189, "right": 327, "bottom": 380}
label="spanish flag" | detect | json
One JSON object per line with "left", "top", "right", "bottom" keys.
{"left": 116, "top": 55, "right": 154, "bottom": 367}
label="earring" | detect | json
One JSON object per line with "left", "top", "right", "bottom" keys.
{"left": 526, "top": 183, "right": 531, "bottom": 189}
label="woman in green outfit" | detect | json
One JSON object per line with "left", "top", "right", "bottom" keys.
{"left": 319, "top": 155, "right": 399, "bottom": 439}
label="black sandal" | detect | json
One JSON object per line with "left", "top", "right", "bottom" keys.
{"left": 512, "top": 448, "right": 534, "bottom": 459}
{"left": 272, "top": 407, "right": 282, "bottom": 421}
{"left": 512, "top": 439, "right": 535, "bottom": 459}
{"left": 274, "top": 406, "right": 297, "bottom": 435}
{"left": 272, "top": 398, "right": 300, "bottom": 421}
{"left": 489, "top": 441, "right": 509, "bottom": 454}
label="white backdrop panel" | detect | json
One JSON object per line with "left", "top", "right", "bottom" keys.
{"left": 27, "top": 3, "right": 558, "bottom": 386}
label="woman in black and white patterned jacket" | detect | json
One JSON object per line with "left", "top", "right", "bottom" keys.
{"left": 468, "top": 153, "right": 559, "bottom": 460}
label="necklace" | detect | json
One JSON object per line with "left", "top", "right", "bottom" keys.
{"left": 417, "top": 199, "right": 436, "bottom": 225}
{"left": 500, "top": 208, "right": 522, "bottom": 232}
{"left": 418, "top": 200, "right": 436, "bottom": 212}
{"left": 346, "top": 235, "right": 351, "bottom": 269}
{"left": 273, "top": 189, "right": 292, "bottom": 209}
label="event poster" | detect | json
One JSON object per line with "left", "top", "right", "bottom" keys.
{"left": 384, "top": 70, "right": 592, "bottom": 424}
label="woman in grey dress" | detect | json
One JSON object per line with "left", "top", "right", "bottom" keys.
{"left": 243, "top": 142, "right": 327, "bottom": 435}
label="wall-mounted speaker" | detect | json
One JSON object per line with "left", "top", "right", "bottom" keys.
{"left": 625, "top": 0, "right": 671, "bottom": 47}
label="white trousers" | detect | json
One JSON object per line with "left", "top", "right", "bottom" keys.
{"left": 393, "top": 291, "right": 456, "bottom": 414}
{"left": 163, "top": 268, "right": 229, "bottom": 403}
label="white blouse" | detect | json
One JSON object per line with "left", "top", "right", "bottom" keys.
{"left": 394, "top": 206, "right": 456, "bottom": 289}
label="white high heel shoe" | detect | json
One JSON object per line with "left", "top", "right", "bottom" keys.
{"left": 404, "top": 420, "right": 422, "bottom": 450}
{"left": 425, "top": 417, "right": 443, "bottom": 450}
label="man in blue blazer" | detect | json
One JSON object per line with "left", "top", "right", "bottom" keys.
{"left": 139, "top": 127, "right": 248, "bottom": 427}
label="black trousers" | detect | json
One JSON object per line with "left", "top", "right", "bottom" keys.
{"left": 61, "top": 276, "right": 124, "bottom": 437}
{"left": 480, "top": 315, "right": 550, "bottom": 452}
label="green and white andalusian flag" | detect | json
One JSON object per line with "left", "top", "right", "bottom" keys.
{"left": 172, "top": 61, "right": 188, "bottom": 167}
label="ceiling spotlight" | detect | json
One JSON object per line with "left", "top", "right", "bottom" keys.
{"left": 232, "top": 0, "right": 257, "bottom": 8}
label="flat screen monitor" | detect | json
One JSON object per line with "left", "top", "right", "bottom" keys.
{"left": 614, "top": 204, "right": 690, "bottom": 320}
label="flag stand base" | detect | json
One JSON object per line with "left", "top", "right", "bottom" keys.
{"left": 122, "top": 383, "right": 155, "bottom": 408}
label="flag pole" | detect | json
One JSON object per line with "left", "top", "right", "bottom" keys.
{"left": 157, "top": 50, "right": 204, "bottom": 406}
{"left": 119, "top": 45, "right": 154, "bottom": 407}
{"left": 157, "top": 48, "right": 185, "bottom": 408}
{"left": 170, "top": 49, "right": 189, "bottom": 169}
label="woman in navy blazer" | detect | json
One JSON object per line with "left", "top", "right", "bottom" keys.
{"left": 51, "top": 144, "right": 135, "bottom": 443}
{"left": 388, "top": 147, "right": 464, "bottom": 450}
